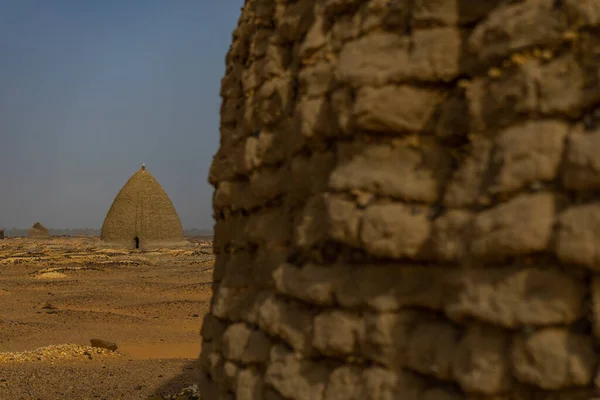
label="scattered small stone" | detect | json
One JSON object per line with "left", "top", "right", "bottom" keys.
{"left": 42, "top": 301, "right": 57, "bottom": 309}
{"left": 192, "top": 314, "right": 199, "bottom": 317}
{"left": 0, "top": 344, "right": 120, "bottom": 364}
{"left": 154, "top": 385, "right": 201, "bottom": 400}
{"left": 90, "top": 339, "right": 118, "bottom": 351}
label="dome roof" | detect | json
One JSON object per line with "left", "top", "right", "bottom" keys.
{"left": 101, "top": 166, "right": 184, "bottom": 247}
{"left": 29, "top": 222, "right": 49, "bottom": 238}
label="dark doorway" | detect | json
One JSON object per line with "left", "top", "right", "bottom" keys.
{"left": 134, "top": 236, "right": 140, "bottom": 249}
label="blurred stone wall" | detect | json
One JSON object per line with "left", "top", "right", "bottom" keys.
{"left": 200, "top": 0, "right": 600, "bottom": 398}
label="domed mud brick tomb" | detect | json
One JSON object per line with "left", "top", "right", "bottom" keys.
{"left": 100, "top": 164, "right": 186, "bottom": 249}
{"left": 200, "top": 0, "right": 600, "bottom": 399}
{"left": 28, "top": 222, "right": 49, "bottom": 238}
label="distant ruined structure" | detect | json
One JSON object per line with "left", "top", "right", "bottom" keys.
{"left": 28, "top": 222, "right": 49, "bottom": 238}
{"left": 0, "top": 228, "right": 4, "bottom": 240}
{"left": 100, "top": 165, "right": 186, "bottom": 249}
{"left": 200, "top": 0, "right": 600, "bottom": 399}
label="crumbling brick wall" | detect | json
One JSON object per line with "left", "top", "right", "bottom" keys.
{"left": 200, "top": 0, "right": 600, "bottom": 398}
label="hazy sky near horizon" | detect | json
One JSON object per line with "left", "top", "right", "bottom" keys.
{"left": 0, "top": 0, "right": 244, "bottom": 230}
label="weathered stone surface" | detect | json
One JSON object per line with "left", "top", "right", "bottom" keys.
{"left": 556, "top": 204, "right": 600, "bottom": 270}
{"left": 330, "top": 140, "right": 452, "bottom": 203}
{"left": 465, "top": 64, "right": 538, "bottom": 133}
{"left": 352, "top": 85, "right": 445, "bottom": 134}
{"left": 488, "top": 120, "right": 568, "bottom": 194}
{"left": 201, "top": 0, "right": 600, "bottom": 399}
{"left": 211, "top": 287, "right": 266, "bottom": 324}
{"left": 469, "top": 193, "right": 556, "bottom": 261}
{"left": 562, "top": 127, "right": 600, "bottom": 191}
{"left": 274, "top": 263, "right": 343, "bottom": 306}
{"left": 313, "top": 310, "right": 364, "bottom": 357}
{"left": 404, "top": 318, "right": 461, "bottom": 380}
{"left": 412, "top": 0, "right": 502, "bottom": 26}
{"left": 257, "top": 295, "right": 315, "bottom": 354}
{"left": 452, "top": 324, "right": 512, "bottom": 395}
{"left": 445, "top": 268, "right": 584, "bottom": 328}
{"left": 237, "top": 367, "right": 265, "bottom": 400}
{"left": 468, "top": 0, "right": 568, "bottom": 63}
{"left": 361, "top": 203, "right": 432, "bottom": 259}
{"left": 324, "top": 366, "right": 426, "bottom": 400}
{"left": 431, "top": 210, "right": 474, "bottom": 262}
{"left": 360, "top": 311, "right": 415, "bottom": 368}
{"left": 265, "top": 345, "right": 330, "bottom": 400}
{"left": 443, "top": 136, "right": 493, "bottom": 208}
{"left": 336, "top": 265, "right": 452, "bottom": 311}
{"left": 590, "top": 277, "right": 600, "bottom": 338}
{"left": 294, "top": 193, "right": 363, "bottom": 248}
{"left": 511, "top": 329, "right": 596, "bottom": 390}
{"left": 222, "top": 322, "right": 272, "bottom": 364}
{"left": 337, "top": 29, "right": 463, "bottom": 86}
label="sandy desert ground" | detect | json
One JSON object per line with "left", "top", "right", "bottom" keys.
{"left": 0, "top": 236, "right": 214, "bottom": 399}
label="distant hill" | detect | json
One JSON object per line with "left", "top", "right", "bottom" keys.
{"left": 2, "top": 227, "right": 213, "bottom": 238}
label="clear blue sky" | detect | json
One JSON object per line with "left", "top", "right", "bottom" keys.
{"left": 0, "top": 0, "right": 244, "bottom": 230}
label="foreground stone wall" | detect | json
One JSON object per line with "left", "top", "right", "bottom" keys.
{"left": 200, "top": 0, "right": 600, "bottom": 398}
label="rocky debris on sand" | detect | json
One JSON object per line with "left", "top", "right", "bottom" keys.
{"left": 148, "top": 384, "right": 200, "bottom": 400}
{"left": 90, "top": 338, "right": 118, "bottom": 351}
{"left": 0, "top": 344, "right": 120, "bottom": 363}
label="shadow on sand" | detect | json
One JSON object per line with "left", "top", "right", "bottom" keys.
{"left": 150, "top": 358, "right": 203, "bottom": 399}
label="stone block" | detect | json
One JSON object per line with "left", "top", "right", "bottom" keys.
{"left": 276, "top": 1, "right": 316, "bottom": 42}
{"left": 286, "top": 152, "right": 336, "bottom": 209}
{"left": 323, "top": 366, "right": 363, "bottom": 400}
{"left": 536, "top": 54, "right": 590, "bottom": 118}
{"left": 590, "top": 277, "right": 600, "bottom": 338}
{"left": 445, "top": 267, "right": 584, "bottom": 328}
{"left": 556, "top": 204, "right": 600, "bottom": 270}
{"left": 257, "top": 295, "right": 315, "bottom": 354}
{"left": 255, "top": 77, "right": 292, "bottom": 127}
{"left": 219, "top": 251, "right": 255, "bottom": 289}
{"left": 253, "top": 247, "right": 287, "bottom": 290}
{"left": 412, "top": 0, "right": 502, "bottom": 26}
{"left": 211, "top": 287, "right": 267, "bottom": 324}
{"left": 245, "top": 207, "right": 291, "bottom": 247}
{"left": 336, "top": 265, "right": 453, "bottom": 312}
{"left": 361, "top": 203, "right": 432, "bottom": 259}
{"left": 294, "top": 194, "right": 363, "bottom": 248}
{"left": 512, "top": 328, "right": 596, "bottom": 390}
{"left": 404, "top": 318, "right": 461, "bottom": 380}
{"left": 468, "top": 0, "right": 568, "bottom": 64}
{"left": 352, "top": 85, "right": 445, "bottom": 134}
{"left": 337, "top": 29, "right": 463, "bottom": 86}
{"left": 470, "top": 193, "right": 556, "bottom": 261}
{"left": 265, "top": 345, "right": 330, "bottom": 400}
{"left": 330, "top": 141, "right": 452, "bottom": 203}
{"left": 431, "top": 210, "right": 474, "bottom": 262}
{"left": 273, "top": 263, "right": 344, "bottom": 306}
{"left": 222, "top": 322, "right": 271, "bottom": 364}
{"left": 443, "top": 136, "right": 493, "bottom": 208}
{"left": 313, "top": 310, "right": 364, "bottom": 356}
{"left": 298, "top": 62, "right": 335, "bottom": 97}
{"left": 488, "top": 120, "right": 568, "bottom": 194}
{"left": 452, "top": 324, "right": 512, "bottom": 395}
{"left": 237, "top": 367, "right": 265, "bottom": 400}
{"left": 201, "top": 314, "right": 228, "bottom": 344}
{"left": 360, "top": 311, "right": 415, "bottom": 368}
{"left": 466, "top": 64, "right": 538, "bottom": 133}
{"left": 562, "top": 127, "right": 600, "bottom": 191}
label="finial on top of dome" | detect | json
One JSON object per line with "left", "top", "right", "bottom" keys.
{"left": 142, "top": 163, "right": 146, "bottom": 171}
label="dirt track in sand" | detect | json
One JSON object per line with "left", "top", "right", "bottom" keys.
{"left": 0, "top": 236, "right": 213, "bottom": 399}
